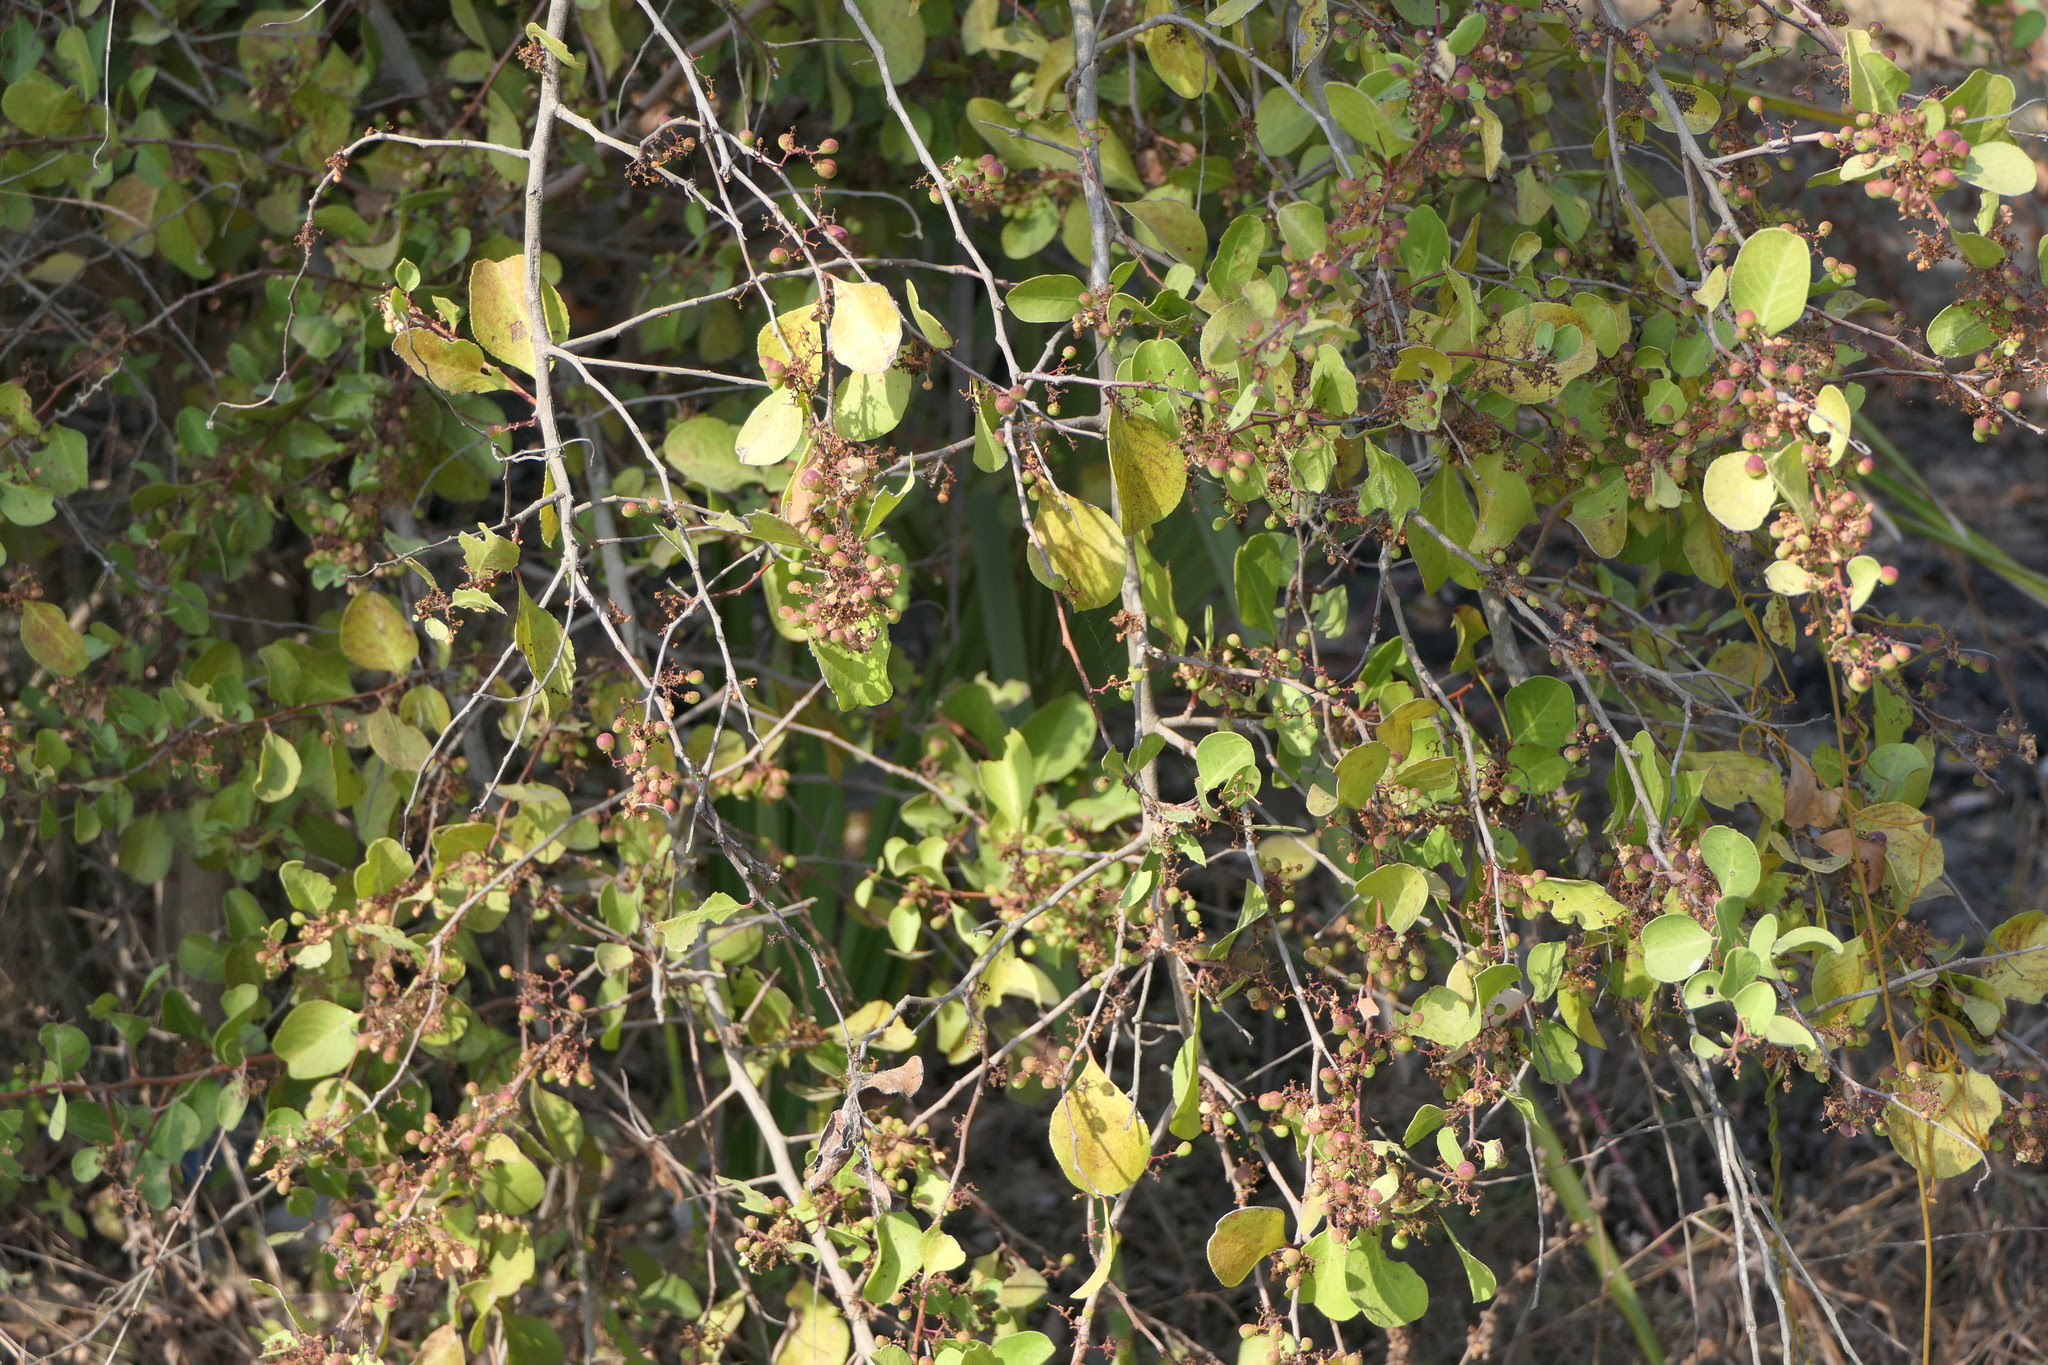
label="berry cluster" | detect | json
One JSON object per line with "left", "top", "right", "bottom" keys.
{"left": 1828, "top": 106, "right": 1975, "bottom": 222}
{"left": 596, "top": 720, "right": 681, "bottom": 816}
{"left": 773, "top": 530, "right": 901, "bottom": 649}
{"left": 928, "top": 152, "right": 1008, "bottom": 205}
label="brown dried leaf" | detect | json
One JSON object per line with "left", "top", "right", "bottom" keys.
{"left": 1786, "top": 758, "right": 1842, "bottom": 830}
{"left": 1814, "top": 828, "right": 1885, "bottom": 891}
{"left": 857, "top": 1054, "right": 924, "bottom": 1110}
{"left": 806, "top": 1104, "right": 860, "bottom": 1191}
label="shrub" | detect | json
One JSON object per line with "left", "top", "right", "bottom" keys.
{"left": 1, "top": 1, "right": 2044, "bottom": 1362}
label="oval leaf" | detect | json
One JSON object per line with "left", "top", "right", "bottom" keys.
{"left": 340, "top": 592, "right": 419, "bottom": 674}
{"left": 1007, "top": 274, "right": 1089, "bottom": 324}
{"left": 1728, "top": 226, "right": 1809, "bottom": 336}
{"left": 1047, "top": 1055, "right": 1150, "bottom": 1196}
{"left": 1027, "top": 492, "right": 1124, "bottom": 609}
{"left": 19, "top": 600, "right": 88, "bottom": 675}
{"left": 828, "top": 281, "right": 902, "bottom": 374}
{"left": 1641, "top": 913, "right": 1713, "bottom": 983}
{"left": 272, "top": 1000, "right": 360, "bottom": 1079}
{"left": 1701, "top": 451, "right": 1777, "bottom": 531}
{"left": 1207, "top": 1207, "right": 1287, "bottom": 1287}
{"left": 1106, "top": 408, "right": 1186, "bottom": 533}
{"left": 254, "top": 731, "right": 302, "bottom": 802}
{"left": 1356, "top": 863, "right": 1428, "bottom": 931}
{"left": 736, "top": 387, "right": 809, "bottom": 467}
{"left": 1699, "top": 824, "right": 1760, "bottom": 898}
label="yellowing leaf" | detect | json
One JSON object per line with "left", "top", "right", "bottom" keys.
{"left": 340, "top": 592, "right": 418, "bottom": 674}
{"left": 758, "top": 303, "right": 824, "bottom": 383}
{"left": 1047, "top": 1055, "right": 1150, "bottom": 1195}
{"left": 1984, "top": 912, "right": 2048, "bottom": 1005}
{"left": 828, "top": 281, "right": 902, "bottom": 374}
{"left": 1887, "top": 1069, "right": 2000, "bottom": 1179}
{"left": 1106, "top": 407, "right": 1186, "bottom": 533}
{"left": 735, "top": 387, "right": 810, "bottom": 467}
{"left": 1144, "top": 0, "right": 1214, "bottom": 99}
{"left": 467, "top": 255, "right": 569, "bottom": 375}
{"left": 19, "top": 600, "right": 88, "bottom": 676}
{"left": 391, "top": 326, "right": 510, "bottom": 394}
{"left": 1207, "top": 1207, "right": 1286, "bottom": 1287}
{"left": 1701, "top": 451, "right": 1776, "bottom": 531}
{"left": 1028, "top": 492, "right": 1125, "bottom": 610}
{"left": 1648, "top": 81, "right": 1720, "bottom": 135}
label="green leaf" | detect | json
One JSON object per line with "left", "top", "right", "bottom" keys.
{"left": 2, "top": 72, "right": 85, "bottom": 136}
{"left": 1255, "top": 84, "right": 1316, "bottom": 155}
{"left": 864, "top": 1210, "right": 923, "bottom": 1303}
{"left": 340, "top": 592, "right": 418, "bottom": 674}
{"left": 1206, "top": 1207, "right": 1286, "bottom": 1287}
{"left": 1641, "top": 913, "right": 1713, "bottom": 983}
{"left": 811, "top": 635, "right": 893, "bottom": 708}
{"left": 1007, "top": 274, "right": 1089, "bottom": 324}
{"left": 1648, "top": 82, "right": 1720, "bottom": 135}
{"left": 1142, "top": 0, "right": 1212, "bottom": 100}
{"left": 1335, "top": 741, "right": 1390, "bottom": 806}
{"left": 833, "top": 369, "right": 911, "bottom": 442}
{"left": 1503, "top": 675, "right": 1574, "bottom": 748}
{"left": 1169, "top": 1034, "right": 1203, "bottom": 1139}
{"left": 118, "top": 813, "right": 174, "bottom": 885}
{"left": 1959, "top": 142, "right": 2036, "bottom": 197}
{"left": 1699, "top": 824, "right": 1760, "bottom": 897}
{"left": 514, "top": 584, "right": 574, "bottom": 698}
{"left": 902, "top": 278, "right": 954, "bottom": 348}
{"left": 1194, "top": 730, "right": 1258, "bottom": 795}
{"left": 523, "top": 22, "right": 585, "bottom": 69}
{"left": 1019, "top": 693, "right": 1097, "bottom": 784}
{"left": 1527, "top": 877, "right": 1628, "bottom": 928}
{"left": 1954, "top": 232, "right": 2006, "bottom": 268}
{"left": 978, "top": 729, "right": 1034, "bottom": 823}
{"left": 1844, "top": 30, "right": 1909, "bottom": 114}
{"left": 1926, "top": 301, "right": 1997, "bottom": 357}
{"left": 992, "top": 1334, "right": 1053, "bottom": 1365}
{"left": 531, "top": 1085, "right": 585, "bottom": 1163}
{"left": 1047, "top": 1055, "right": 1150, "bottom": 1196}
{"left": 1398, "top": 205, "right": 1449, "bottom": 280}
{"left": 1106, "top": 407, "right": 1185, "bottom": 533}
{"left": 0, "top": 480, "right": 55, "bottom": 526}
{"left": 1701, "top": 450, "right": 1777, "bottom": 531}
{"left": 391, "top": 327, "right": 509, "bottom": 394}
{"left": 1728, "top": 226, "right": 1809, "bottom": 336}
{"left": 1233, "top": 531, "right": 1293, "bottom": 640}
{"left": 272, "top": 1000, "right": 361, "bottom": 1079}
{"left": 1124, "top": 198, "right": 1207, "bottom": 266}
{"left": 39, "top": 1022, "right": 88, "bottom": 1078}
{"left": 1408, "top": 987, "right": 1480, "bottom": 1048}
{"left": 480, "top": 1131, "right": 546, "bottom": 1213}
{"left": 254, "top": 731, "right": 302, "bottom": 802}
{"left": 1983, "top": 912, "right": 2048, "bottom": 1004}
{"left": 19, "top": 600, "right": 87, "bottom": 675}
{"left": 1355, "top": 863, "right": 1427, "bottom": 932}
{"left": 736, "top": 386, "right": 809, "bottom": 466}
{"left": 1028, "top": 492, "right": 1124, "bottom": 609}
{"left": 1441, "top": 1219, "right": 1497, "bottom": 1301}
{"left": 355, "top": 836, "right": 413, "bottom": 897}
{"left": 1351, "top": 1232, "right": 1429, "bottom": 1327}
{"left": 1886, "top": 1069, "right": 2000, "bottom": 1179}
{"left": 1300, "top": 1230, "right": 1359, "bottom": 1320}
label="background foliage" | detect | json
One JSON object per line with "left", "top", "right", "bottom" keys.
{"left": 4, "top": 0, "right": 2048, "bottom": 1362}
